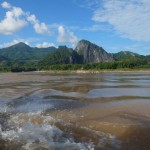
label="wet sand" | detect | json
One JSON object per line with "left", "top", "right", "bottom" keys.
{"left": 0, "top": 72, "right": 150, "bottom": 150}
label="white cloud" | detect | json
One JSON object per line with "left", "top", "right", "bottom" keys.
{"left": 0, "top": 40, "right": 29, "bottom": 48}
{"left": 92, "top": 0, "right": 150, "bottom": 42}
{"left": 27, "top": 14, "right": 51, "bottom": 35}
{"left": 1, "top": 1, "right": 11, "bottom": 9}
{"left": 0, "top": 6, "right": 27, "bottom": 35}
{"left": 36, "top": 42, "right": 55, "bottom": 48}
{"left": 0, "top": 1, "right": 51, "bottom": 35}
{"left": 57, "top": 26, "right": 66, "bottom": 43}
{"left": 34, "top": 22, "right": 50, "bottom": 34}
{"left": 27, "top": 14, "right": 36, "bottom": 24}
{"left": 57, "top": 25, "right": 78, "bottom": 47}
{"left": 11, "top": 7, "right": 24, "bottom": 17}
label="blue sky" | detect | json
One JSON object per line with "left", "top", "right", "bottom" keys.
{"left": 0, "top": 0, "right": 150, "bottom": 55}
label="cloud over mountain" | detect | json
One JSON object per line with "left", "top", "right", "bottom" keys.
{"left": 57, "top": 25, "right": 78, "bottom": 47}
{"left": 36, "top": 42, "right": 55, "bottom": 48}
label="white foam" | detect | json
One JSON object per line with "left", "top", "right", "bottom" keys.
{"left": 0, "top": 121, "right": 94, "bottom": 150}
{"left": 98, "top": 134, "right": 122, "bottom": 149}
{"left": 0, "top": 111, "right": 95, "bottom": 150}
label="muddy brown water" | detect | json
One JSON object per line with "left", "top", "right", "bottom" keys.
{"left": 0, "top": 72, "right": 150, "bottom": 150}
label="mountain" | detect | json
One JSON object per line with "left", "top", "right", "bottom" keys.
{"left": 0, "top": 55, "right": 10, "bottom": 67}
{"left": 112, "top": 51, "right": 142, "bottom": 61}
{"left": 39, "top": 46, "right": 82, "bottom": 65}
{"left": 0, "top": 42, "right": 56, "bottom": 63}
{"left": 0, "top": 40, "right": 149, "bottom": 71}
{"left": 0, "top": 55, "right": 8, "bottom": 61}
{"left": 40, "top": 40, "right": 113, "bottom": 66}
{"left": 75, "top": 40, "right": 114, "bottom": 63}
{"left": 0, "top": 43, "right": 32, "bottom": 62}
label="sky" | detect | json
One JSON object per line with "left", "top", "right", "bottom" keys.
{"left": 0, "top": 0, "right": 150, "bottom": 55}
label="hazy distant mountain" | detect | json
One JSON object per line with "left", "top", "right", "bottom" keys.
{"left": 75, "top": 40, "right": 114, "bottom": 63}
{"left": 112, "top": 51, "right": 142, "bottom": 61}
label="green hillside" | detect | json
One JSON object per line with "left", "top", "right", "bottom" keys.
{"left": 39, "top": 46, "right": 76, "bottom": 66}
{"left": 112, "top": 51, "right": 142, "bottom": 61}
{"left": 0, "top": 42, "right": 56, "bottom": 63}
{"left": 0, "top": 40, "right": 150, "bottom": 72}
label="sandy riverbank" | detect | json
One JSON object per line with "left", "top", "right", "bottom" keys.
{"left": 35, "top": 69, "right": 150, "bottom": 74}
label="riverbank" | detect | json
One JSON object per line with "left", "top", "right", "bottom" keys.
{"left": 35, "top": 69, "right": 150, "bottom": 74}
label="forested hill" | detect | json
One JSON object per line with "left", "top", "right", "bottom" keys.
{"left": 0, "top": 40, "right": 150, "bottom": 72}
{"left": 0, "top": 42, "right": 56, "bottom": 62}
{"left": 39, "top": 40, "right": 114, "bottom": 66}
{"left": 112, "top": 51, "right": 142, "bottom": 61}
{"left": 39, "top": 46, "right": 82, "bottom": 65}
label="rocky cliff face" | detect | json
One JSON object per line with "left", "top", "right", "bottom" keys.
{"left": 75, "top": 40, "right": 114, "bottom": 63}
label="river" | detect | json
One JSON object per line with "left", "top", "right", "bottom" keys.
{"left": 0, "top": 72, "right": 150, "bottom": 150}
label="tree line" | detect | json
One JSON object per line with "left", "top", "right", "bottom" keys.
{"left": 0, "top": 57, "right": 150, "bottom": 72}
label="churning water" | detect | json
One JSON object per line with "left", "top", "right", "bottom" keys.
{"left": 0, "top": 72, "right": 150, "bottom": 150}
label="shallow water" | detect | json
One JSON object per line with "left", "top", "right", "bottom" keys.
{"left": 0, "top": 72, "right": 150, "bottom": 150}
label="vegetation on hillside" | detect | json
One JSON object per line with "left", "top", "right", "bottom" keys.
{"left": 0, "top": 42, "right": 56, "bottom": 63}
{"left": 0, "top": 41, "right": 150, "bottom": 72}
{"left": 38, "top": 58, "right": 149, "bottom": 71}
{"left": 39, "top": 46, "right": 83, "bottom": 65}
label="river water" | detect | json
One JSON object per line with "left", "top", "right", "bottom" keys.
{"left": 0, "top": 72, "right": 150, "bottom": 150}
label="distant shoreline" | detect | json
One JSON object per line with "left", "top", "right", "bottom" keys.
{"left": 34, "top": 69, "right": 150, "bottom": 74}
{"left": 2, "top": 69, "right": 150, "bottom": 74}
